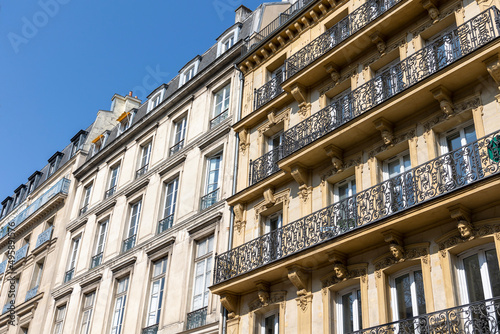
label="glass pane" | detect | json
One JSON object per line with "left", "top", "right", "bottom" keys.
{"left": 447, "top": 133, "right": 462, "bottom": 151}
{"left": 339, "top": 183, "right": 349, "bottom": 201}
{"left": 395, "top": 273, "right": 413, "bottom": 319}
{"left": 403, "top": 154, "right": 411, "bottom": 171}
{"left": 388, "top": 160, "right": 401, "bottom": 178}
{"left": 414, "top": 270, "right": 426, "bottom": 315}
{"left": 342, "top": 292, "right": 354, "bottom": 332}
{"left": 485, "top": 249, "right": 500, "bottom": 298}
{"left": 464, "top": 125, "right": 477, "bottom": 144}
{"left": 265, "top": 314, "right": 276, "bottom": 334}
{"left": 463, "top": 254, "right": 485, "bottom": 302}
{"left": 357, "top": 289, "right": 362, "bottom": 329}
{"left": 207, "top": 235, "right": 214, "bottom": 253}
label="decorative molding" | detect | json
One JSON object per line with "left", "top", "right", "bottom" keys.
{"left": 254, "top": 188, "right": 290, "bottom": 221}
{"left": 374, "top": 243, "right": 429, "bottom": 278}
{"left": 431, "top": 86, "right": 454, "bottom": 118}
{"left": 484, "top": 54, "right": 500, "bottom": 90}
{"left": 239, "top": 129, "right": 250, "bottom": 155}
{"left": 374, "top": 118, "right": 394, "bottom": 146}
{"left": 370, "top": 31, "right": 386, "bottom": 55}
{"left": 233, "top": 203, "right": 246, "bottom": 235}
{"left": 257, "top": 108, "right": 290, "bottom": 138}
{"left": 287, "top": 265, "right": 310, "bottom": 296}
{"left": 368, "top": 128, "right": 416, "bottom": 158}
{"left": 319, "top": 67, "right": 357, "bottom": 97}
{"left": 320, "top": 156, "right": 361, "bottom": 182}
{"left": 249, "top": 291, "right": 287, "bottom": 312}
{"left": 324, "top": 145, "right": 344, "bottom": 174}
{"left": 296, "top": 293, "right": 313, "bottom": 312}
{"left": 423, "top": 95, "right": 481, "bottom": 133}
{"left": 321, "top": 263, "right": 368, "bottom": 288}
{"left": 437, "top": 223, "right": 500, "bottom": 257}
{"left": 421, "top": 0, "right": 440, "bottom": 23}
{"left": 324, "top": 63, "right": 340, "bottom": 84}
{"left": 220, "top": 292, "right": 240, "bottom": 319}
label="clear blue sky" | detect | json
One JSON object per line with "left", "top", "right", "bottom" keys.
{"left": 0, "top": 0, "right": 266, "bottom": 200}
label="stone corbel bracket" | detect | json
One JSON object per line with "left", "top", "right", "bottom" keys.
{"left": 287, "top": 265, "right": 311, "bottom": 296}
{"left": 291, "top": 83, "right": 311, "bottom": 119}
{"left": 421, "top": 0, "right": 440, "bottom": 23}
{"left": 238, "top": 129, "right": 250, "bottom": 155}
{"left": 291, "top": 164, "right": 311, "bottom": 202}
{"left": 327, "top": 250, "right": 347, "bottom": 264}
{"left": 484, "top": 54, "right": 500, "bottom": 94}
{"left": 263, "top": 188, "right": 276, "bottom": 208}
{"left": 449, "top": 204, "right": 474, "bottom": 240}
{"left": 233, "top": 203, "right": 246, "bottom": 235}
{"left": 324, "top": 62, "right": 340, "bottom": 84}
{"left": 431, "top": 86, "right": 454, "bottom": 118}
{"left": 370, "top": 31, "right": 386, "bottom": 55}
{"left": 374, "top": 117, "right": 395, "bottom": 146}
{"left": 382, "top": 230, "right": 403, "bottom": 246}
{"left": 220, "top": 292, "right": 240, "bottom": 319}
{"left": 324, "top": 145, "right": 344, "bottom": 174}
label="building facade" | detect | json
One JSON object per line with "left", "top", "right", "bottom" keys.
{"left": 210, "top": 0, "right": 500, "bottom": 333}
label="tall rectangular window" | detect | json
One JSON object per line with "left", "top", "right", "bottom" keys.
{"left": 65, "top": 236, "right": 80, "bottom": 282}
{"left": 110, "top": 277, "right": 129, "bottom": 334}
{"left": 159, "top": 179, "right": 178, "bottom": 234}
{"left": 136, "top": 142, "right": 152, "bottom": 178}
{"left": 201, "top": 155, "right": 221, "bottom": 210}
{"left": 211, "top": 84, "right": 230, "bottom": 128}
{"left": 30, "top": 260, "right": 44, "bottom": 289}
{"left": 336, "top": 286, "right": 362, "bottom": 332}
{"left": 123, "top": 201, "right": 141, "bottom": 252}
{"left": 79, "top": 291, "right": 95, "bottom": 334}
{"left": 80, "top": 184, "right": 92, "bottom": 215}
{"left": 390, "top": 267, "right": 426, "bottom": 322}
{"left": 91, "top": 220, "right": 108, "bottom": 268}
{"left": 145, "top": 258, "right": 168, "bottom": 329}
{"left": 53, "top": 304, "right": 66, "bottom": 334}
{"left": 106, "top": 165, "right": 120, "bottom": 198}
{"left": 170, "top": 117, "right": 187, "bottom": 155}
{"left": 192, "top": 236, "right": 214, "bottom": 311}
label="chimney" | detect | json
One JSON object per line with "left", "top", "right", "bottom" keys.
{"left": 128, "top": 91, "right": 133, "bottom": 97}
{"left": 235, "top": 5, "right": 252, "bottom": 24}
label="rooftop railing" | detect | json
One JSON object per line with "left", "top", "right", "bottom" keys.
{"left": 214, "top": 130, "right": 500, "bottom": 284}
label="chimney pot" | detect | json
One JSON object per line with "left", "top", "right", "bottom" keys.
{"left": 129, "top": 91, "right": 133, "bottom": 97}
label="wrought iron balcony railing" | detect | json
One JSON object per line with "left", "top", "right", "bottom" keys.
{"left": 25, "top": 285, "right": 38, "bottom": 302}
{"left": 186, "top": 306, "right": 207, "bottom": 330}
{"left": 135, "top": 165, "right": 149, "bottom": 179}
{"left": 286, "top": 0, "right": 404, "bottom": 78}
{"left": 105, "top": 185, "right": 116, "bottom": 199}
{"left": 210, "top": 110, "right": 228, "bottom": 129}
{"left": 0, "top": 178, "right": 70, "bottom": 239}
{"left": 157, "top": 214, "right": 174, "bottom": 234}
{"left": 200, "top": 188, "right": 219, "bottom": 211}
{"left": 122, "top": 234, "right": 136, "bottom": 253}
{"left": 90, "top": 252, "right": 103, "bottom": 269}
{"left": 214, "top": 131, "right": 500, "bottom": 284}
{"left": 254, "top": 75, "right": 285, "bottom": 111}
{"left": 64, "top": 268, "right": 74, "bottom": 283}
{"left": 0, "top": 260, "right": 6, "bottom": 275}
{"left": 141, "top": 324, "right": 159, "bottom": 334}
{"left": 250, "top": 146, "right": 283, "bottom": 185}
{"left": 14, "top": 243, "right": 29, "bottom": 264}
{"left": 170, "top": 140, "right": 184, "bottom": 156}
{"left": 34, "top": 226, "right": 53, "bottom": 250}
{"left": 281, "top": 7, "right": 500, "bottom": 159}
{"left": 349, "top": 296, "right": 500, "bottom": 334}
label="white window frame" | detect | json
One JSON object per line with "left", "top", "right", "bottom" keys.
{"left": 170, "top": 117, "right": 187, "bottom": 155}
{"left": 212, "top": 84, "right": 231, "bottom": 122}
{"left": 148, "top": 91, "right": 164, "bottom": 113}
{"left": 261, "top": 309, "right": 279, "bottom": 334}
{"left": 118, "top": 112, "right": 135, "bottom": 135}
{"left": 107, "top": 165, "right": 120, "bottom": 196}
{"left": 145, "top": 257, "right": 168, "bottom": 327}
{"left": 191, "top": 235, "right": 214, "bottom": 311}
{"left": 30, "top": 259, "right": 44, "bottom": 289}
{"left": 205, "top": 154, "right": 222, "bottom": 196}
{"left": 68, "top": 236, "right": 81, "bottom": 271}
{"left": 79, "top": 291, "right": 96, "bottom": 334}
{"left": 110, "top": 277, "right": 129, "bottom": 334}
{"left": 217, "top": 28, "right": 239, "bottom": 56}
{"left": 53, "top": 304, "right": 67, "bottom": 334}
{"left": 163, "top": 178, "right": 178, "bottom": 220}
{"left": 127, "top": 200, "right": 142, "bottom": 240}
{"left": 82, "top": 184, "right": 93, "bottom": 210}
{"left": 180, "top": 61, "right": 200, "bottom": 87}
{"left": 336, "top": 285, "right": 362, "bottom": 333}
{"left": 389, "top": 266, "right": 426, "bottom": 322}
{"left": 94, "top": 220, "right": 109, "bottom": 257}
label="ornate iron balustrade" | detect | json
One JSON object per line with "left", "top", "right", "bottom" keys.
{"left": 214, "top": 131, "right": 500, "bottom": 284}
{"left": 34, "top": 226, "right": 53, "bottom": 250}
{"left": 254, "top": 75, "right": 285, "bottom": 111}
{"left": 0, "top": 178, "right": 70, "bottom": 239}
{"left": 0, "top": 260, "right": 6, "bottom": 275}
{"left": 349, "top": 296, "right": 500, "bottom": 334}
{"left": 141, "top": 324, "right": 159, "bottom": 334}
{"left": 90, "top": 252, "right": 103, "bottom": 269}
{"left": 170, "top": 140, "right": 184, "bottom": 156}
{"left": 64, "top": 268, "right": 74, "bottom": 283}
{"left": 200, "top": 188, "right": 219, "bottom": 210}
{"left": 210, "top": 110, "right": 228, "bottom": 129}
{"left": 286, "top": 0, "right": 403, "bottom": 78}
{"left": 14, "top": 243, "right": 29, "bottom": 264}
{"left": 122, "top": 234, "right": 136, "bottom": 253}
{"left": 25, "top": 285, "right": 38, "bottom": 302}
{"left": 250, "top": 146, "right": 283, "bottom": 185}
{"left": 157, "top": 214, "right": 174, "bottom": 234}
{"left": 105, "top": 185, "right": 116, "bottom": 199}
{"left": 135, "top": 164, "right": 149, "bottom": 179}
{"left": 186, "top": 306, "right": 207, "bottom": 330}
{"left": 282, "top": 7, "right": 500, "bottom": 158}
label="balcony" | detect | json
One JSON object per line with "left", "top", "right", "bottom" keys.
{"left": 14, "top": 243, "right": 29, "bottom": 264}
{"left": 285, "top": 0, "right": 404, "bottom": 79}
{"left": 250, "top": 147, "right": 283, "bottom": 185}
{"left": 214, "top": 131, "right": 500, "bottom": 284}
{"left": 281, "top": 7, "right": 500, "bottom": 160}
{"left": 0, "top": 178, "right": 70, "bottom": 239}
{"left": 254, "top": 75, "right": 285, "bottom": 111}
{"left": 186, "top": 306, "right": 207, "bottom": 330}
{"left": 34, "top": 226, "right": 53, "bottom": 250}
{"left": 157, "top": 214, "right": 174, "bottom": 234}
{"left": 141, "top": 324, "right": 158, "bottom": 334}
{"left": 64, "top": 268, "right": 74, "bottom": 283}
{"left": 210, "top": 110, "right": 228, "bottom": 129}
{"left": 135, "top": 165, "right": 149, "bottom": 179}
{"left": 25, "top": 285, "right": 38, "bottom": 302}
{"left": 105, "top": 185, "right": 116, "bottom": 199}
{"left": 122, "top": 234, "right": 136, "bottom": 253}
{"left": 90, "top": 252, "right": 103, "bottom": 269}
{"left": 169, "top": 140, "right": 184, "bottom": 156}
{"left": 200, "top": 188, "right": 219, "bottom": 211}
{"left": 349, "top": 296, "right": 500, "bottom": 334}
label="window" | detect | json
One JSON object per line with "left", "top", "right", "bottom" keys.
{"left": 390, "top": 267, "right": 426, "bottom": 322}
{"left": 110, "top": 277, "right": 129, "bottom": 334}
{"left": 136, "top": 142, "right": 152, "bottom": 178}
{"left": 79, "top": 291, "right": 95, "bottom": 334}
{"left": 270, "top": 65, "right": 285, "bottom": 86}
{"left": 48, "top": 152, "right": 63, "bottom": 176}
{"left": 91, "top": 220, "right": 108, "bottom": 268}
{"left": 159, "top": 179, "right": 178, "bottom": 234}
{"left": 332, "top": 176, "right": 357, "bottom": 231}
{"left": 336, "top": 286, "right": 362, "bottom": 332}
{"left": 106, "top": 165, "right": 120, "bottom": 198}
{"left": 145, "top": 258, "right": 168, "bottom": 329}
{"left": 211, "top": 84, "right": 230, "bottom": 128}
{"left": 201, "top": 155, "right": 222, "bottom": 210}
{"left": 80, "top": 184, "right": 92, "bottom": 216}
{"left": 425, "top": 24, "right": 458, "bottom": 73}
{"left": 374, "top": 58, "right": 402, "bottom": 103}
{"left": 71, "top": 130, "right": 88, "bottom": 157}
{"left": 117, "top": 111, "right": 135, "bottom": 134}
{"left": 262, "top": 311, "right": 279, "bottom": 334}
{"left": 0, "top": 197, "right": 12, "bottom": 218}
{"left": 92, "top": 132, "right": 109, "bottom": 155}
{"left": 184, "top": 66, "right": 196, "bottom": 83}
{"left": 13, "top": 186, "right": 25, "bottom": 208}
{"left": 123, "top": 201, "right": 141, "bottom": 252}
{"left": 170, "top": 117, "right": 187, "bottom": 155}
{"left": 149, "top": 94, "right": 162, "bottom": 112}
{"left": 192, "top": 236, "right": 214, "bottom": 311}
{"left": 382, "top": 151, "right": 414, "bottom": 214}
{"left": 222, "top": 35, "right": 234, "bottom": 52}
{"left": 328, "top": 88, "right": 352, "bottom": 126}
{"left": 27, "top": 171, "right": 41, "bottom": 195}
{"left": 53, "top": 304, "right": 66, "bottom": 334}
{"left": 30, "top": 260, "right": 44, "bottom": 289}
{"left": 263, "top": 212, "right": 283, "bottom": 261}
{"left": 65, "top": 236, "right": 81, "bottom": 282}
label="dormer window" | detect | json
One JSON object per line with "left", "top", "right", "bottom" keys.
{"left": 27, "top": 171, "right": 41, "bottom": 195}
{"left": 217, "top": 27, "right": 240, "bottom": 57}
{"left": 117, "top": 111, "right": 135, "bottom": 134}
{"left": 13, "top": 185, "right": 26, "bottom": 208}
{"left": 91, "top": 132, "right": 109, "bottom": 155}
{"left": 184, "top": 66, "right": 196, "bottom": 82}
{"left": 47, "top": 152, "right": 64, "bottom": 177}
{"left": 70, "top": 130, "right": 88, "bottom": 157}
{"left": 1, "top": 197, "right": 13, "bottom": 218}
{"left": 179, "top": 57, "right": 201, "bottom": 87}
{"left": 147, "top": 85, "right": 167, "bottom": 113}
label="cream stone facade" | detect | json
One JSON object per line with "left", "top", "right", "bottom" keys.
{"left": 211, "top": 0, "right": 500, "bottom": 333}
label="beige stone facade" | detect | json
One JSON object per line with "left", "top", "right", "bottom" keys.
{"left": 211, "top": 0, "right": 500, "bottom": 333}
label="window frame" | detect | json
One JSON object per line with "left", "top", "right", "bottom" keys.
{"left": 79, "top": 291, "right": 96, "bottom": 334}
{"left": 335, "top": 285, "right": 362, "bottom": 333}
{"left": 106, "top": 164, "right": 121, "bottom": 198}
{"left": 53, "top": 303, "right": 67, "bottom": 334}
{"left": 110, "top": 276, "right": 130, "bottom": 334}
{"left": 191, "top": 235, "right": 214, "bottom": 312}
{"left": 145, "top": 257, "right": 168, "bottom": 328}
{"left": 170, "top": 116, "right": 187, "bottom": 156}
{"left": 389, "top": 265, "right": 427, "bottom": 321}
{"left": 210, "top": 83, "right": 231, "bottom": 128}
